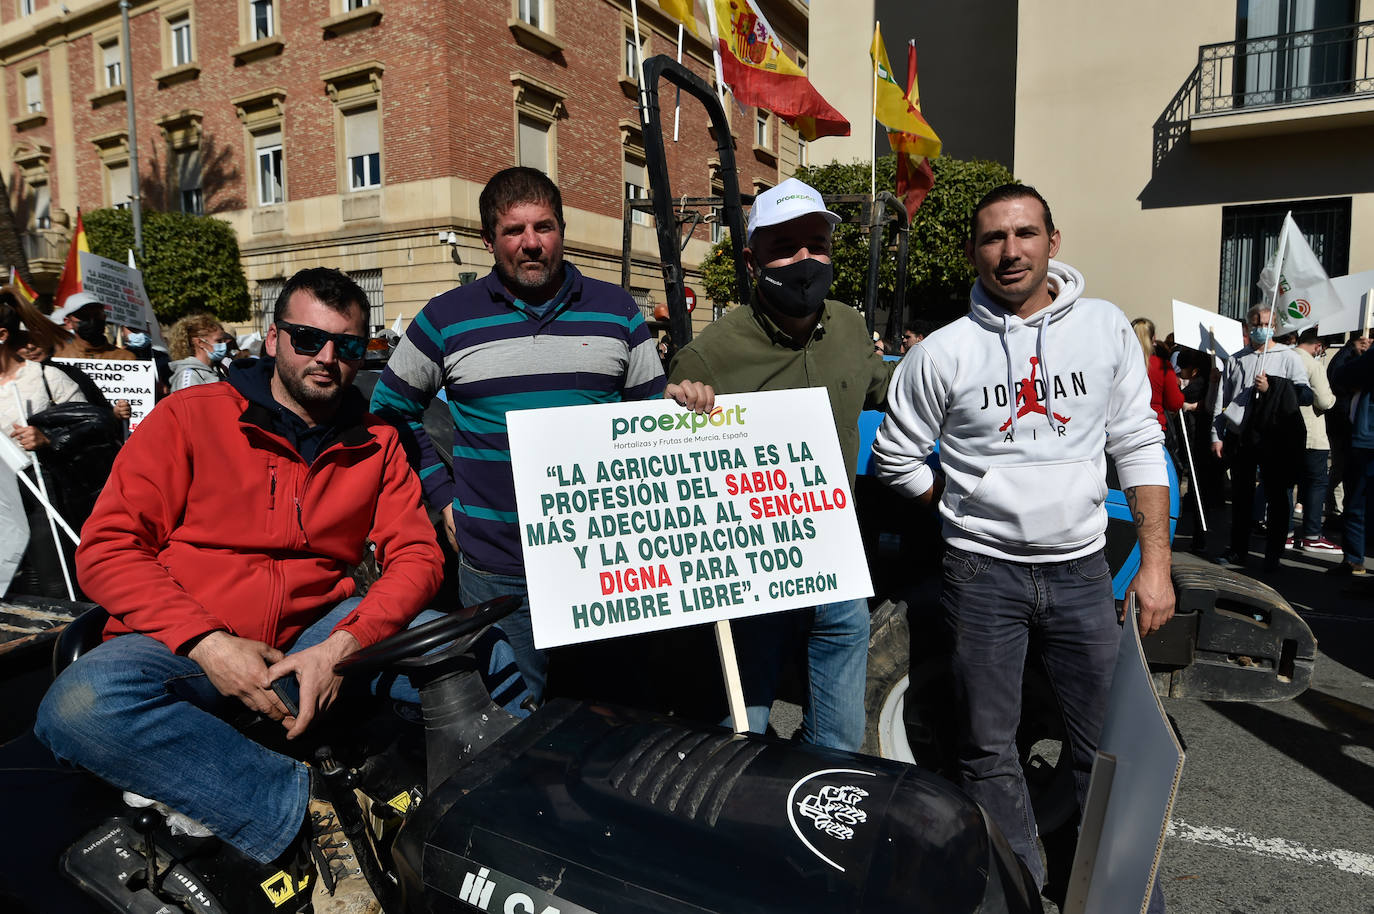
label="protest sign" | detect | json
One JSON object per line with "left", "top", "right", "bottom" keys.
{"left": 1170, "top": 300, "right": 1244, "bottom": 369}
{"left": 1317, "top": 268, "right": 1374, "bottom": 336}
{"left": 78, "top": 251, "right": 156, "bottom": 332}
{"left": 53, "top": 358, "right": 156, "bottom": 431}
{"left": 508, "top": 388, "right": 874, "bottom": 649}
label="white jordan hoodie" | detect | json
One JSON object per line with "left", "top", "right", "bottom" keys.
{"left": 873, "top": 261, "right": 1167, "bottom": 562}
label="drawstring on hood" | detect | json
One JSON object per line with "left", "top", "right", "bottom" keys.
{"left": 972, "top": 260, "right": 1084, "bottom": 435}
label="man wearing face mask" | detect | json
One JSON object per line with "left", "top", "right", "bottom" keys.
{"left": 667, "top": 177, "right": 892, "bottom": 751}
{"left": 1210, "top": 304, "right": 1312, "bottom": 571}
{"left": 50, "top": 292, "right": 137, "bottom": 361}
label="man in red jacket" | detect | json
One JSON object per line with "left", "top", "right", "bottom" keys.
{"left": 35, "top": 268, "right": 443, "bottom": 913}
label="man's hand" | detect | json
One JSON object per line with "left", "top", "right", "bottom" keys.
{"left": 10, "top": 422, "right": 49, "bottom": 451}
{"left": 1211, "top": 441, "right": 1224, "bottom": 459}
{"left": 1255, "top": 371, "right": 1269, "bottom": 393}
{"left": 1355, "top": 337, "right": 1371, "bottom": 355}
{"left": 266, "top": 630, "right": 360, "bottom": 739}
{"left": 440, "top": 504, "right": 459, "bottom": 554}
{"left": 1123, "top": 485, "right": 1175, "bottom": 638}
{"left": 112, "top": 400, "right": 132, "bottom": 421}
{"left": 187, "top": 631, "right": 288, "bottom": 718}
{"left": 664, "top": 380, "right": 715, "bottom": 414}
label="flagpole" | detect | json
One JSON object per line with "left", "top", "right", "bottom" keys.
{"left": 1177, "top": 413, "right": 1207, "bottom": 534}
{"left": 1257, "top": 211, "right": 1292, "bottom": 381}
{"left": 871, "top": 20, "right": 880, "bottom": 202}
{"left": 672, "top": 23, "right": 684, "bottom": 142}
{"left": 9, "top": 388, "right": 77, "bottom": 599}
{"left": 630, "top": 0, "right": 650, "bottom": 128}
{"left": 705, "top": 0, "right": 727, "bottom": 104}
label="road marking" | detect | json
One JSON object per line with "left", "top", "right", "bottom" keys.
{"left": 1168, "top": 820, "right": 1374, "bottom": 878}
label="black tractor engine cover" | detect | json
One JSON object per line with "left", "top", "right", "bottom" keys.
{"left": 395, "top": 700, "right": 1037, "bottom": 914}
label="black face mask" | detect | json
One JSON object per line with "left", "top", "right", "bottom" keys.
{"left": 75, "top": 316, "right": 107, "bottom": 344}
{"left": 757, "top": 258, "right": 833, "bottom": 318}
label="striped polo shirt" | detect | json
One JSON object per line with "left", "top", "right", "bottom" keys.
{"left": 370, "top": 264, "right": 666, "bottom": 575}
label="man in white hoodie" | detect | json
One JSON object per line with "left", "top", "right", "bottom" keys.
{"left": 872, "top": 185, "right": 1174, "bottom": 904}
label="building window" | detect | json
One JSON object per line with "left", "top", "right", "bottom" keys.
{"left": 710, "top": 207, "right": 726, "bottom": 244}
{"left": 33, "top": 184, "right": 50, "bottom": 230}
{"left": 349, "top": 268, "right": 384, "bottom": 331}
{"left": 254, "top": 130, "right": 284, "bottom": 205}
{"left": 1234, "top": 0, "right": 1359, "bottom": 107}
{"left": 518, "top": 0, "right": 544, "bottom": 30}
{"left": 177, "top": 147, "right": 203, "bottom": 214}
{"left": 345, "top": 106, "right": 381, "bottom": 190}
{"left": 755, "top": 111, "right": 770, "bottom": 148}
{"left": 170, "top": 15, "right": 193, "bottom": 66}
{"left": 256, "top": 276, "right": 284, "bottom": 334}
{"left": 797, "top": 137, "right": 809, "bottom": 167}
{"left": 251, "top": 0, "right": 274, "bottom": 40}
{"left": 1218, "top": 197, "right": 1351, "bottom": 320}
{"left": 107, "top": 162, "right": 131, "bottom": 210}
{"left": 518, "top": 114, "right": 550, "bottom": 174}
{"left": 101, "top": 41, "right": 122, "bottom": 88}
{"left": 624, "top": 159, "right": 650, "bottom": 226}
{"left": 19, "top": 0, "right": 33, "bottom": 16}
{"left": 625, "top": 30, "right": 643, "bottom": 80}
{"left": 23, "top": 71, "right": 41, "bottom": 113}
{"left": 346, "top": 0, "right": 372, "bottom": 8}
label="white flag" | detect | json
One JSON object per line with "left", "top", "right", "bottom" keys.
{"left": 1258, "top": 213, "right": 1343, "bottom": 334}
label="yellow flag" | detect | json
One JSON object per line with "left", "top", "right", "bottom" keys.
{"left": 660, "top": 0, "right": 698, "bottom": 35}
{"left": 870, "top": 23, "right": 941, "bottom": 158}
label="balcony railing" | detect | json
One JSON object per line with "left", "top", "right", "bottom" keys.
{"left": 21, "top": 227, "right": 67, "bottom": 267}
{"left": 1153, "top": 19, "right": 1374, "bottom": 169}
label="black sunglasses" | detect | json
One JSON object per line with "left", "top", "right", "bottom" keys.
{"left": 276, "top": 321, "right": 367, "bottom": 361}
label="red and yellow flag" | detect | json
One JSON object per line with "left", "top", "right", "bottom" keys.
{"left": 51, "top": 209, "right": 88, "bottom": 316}
{"left": 712, "top": 0, "right": 849, "bottom": 141}
{"left": 871, "top": 26, "right": 941, "bottom": 218}
{"left": 9, "top": 266, "right": 38, "bottom": 305}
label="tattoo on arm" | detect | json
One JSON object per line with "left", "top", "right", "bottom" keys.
{"left": 1125, "top": 487, "right": 1145, "bottom": 528}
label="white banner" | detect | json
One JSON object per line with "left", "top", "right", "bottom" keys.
{"left": 1170, "top": 299, "right": 1245, "bottom": 368}
{"left": 1317, "top": 268, "right": 1374, "bottom": 336}
{"left": 508, "top": 389, "right": 874, "bottom": 649}
{"left": 78, "top": 250, "right": 158, "bottom": 335}
{"left": 54, "top": 357, "right": 156, "bottom": 431}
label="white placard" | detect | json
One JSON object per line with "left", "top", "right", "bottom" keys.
{"left": 1317, "top": 269, "right": 1374, "bottom": 335}
{"left": 78, "top": 250, "right": 157, "bottom": 333}
{"left": 1170, "top": 299, "right": 1244, "bottom": 368}
{"left": 508, "top": 388, "right": 874, "bottom": 649}
{"left": 54, "top": 358, "right": 156, "bottom": 431}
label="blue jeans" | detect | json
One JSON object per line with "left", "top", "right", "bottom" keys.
{"left": 1341, "top": 446, "right": 1374, "bottom": 564}
{"left": 941, "top": 547, "right": 1119, "bottom": 890}
{"left": 1297, "top": 448, "right": 1330, "bottom": 540}
{"left": 459, "top": 556, "right": 543, "bottom": 709}
{"left": 35, "top": 598, "right": 518, "bottom": 864}
{"left": 728, "top": 597, "right": 870, "bottom": 751}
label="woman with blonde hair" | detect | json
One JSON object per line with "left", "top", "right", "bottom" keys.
{"left": 1133, "top": 317, "right": 1183, "bottom": 430}
{"left": 167, "top": 313, "right": 235, "bottom": 392}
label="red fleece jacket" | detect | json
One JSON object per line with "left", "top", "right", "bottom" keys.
{"left": 77, "top": 381, "right": 443, "bottom": 653}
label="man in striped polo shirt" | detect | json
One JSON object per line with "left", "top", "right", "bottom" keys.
{"left": 371, "top": 167, "right": 711, "bottom": 709}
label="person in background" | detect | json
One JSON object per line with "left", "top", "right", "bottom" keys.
{"left": 1133, "top": 318, "right": 1185, "bottom": 431}
{"left": 1326, "top": 334, "right": 1370, "bottom": 523}
{"left": 50, "top": 292, "right": 137, "bottom": 361}
{"left": 1175, "top": 347, "right": 1224, "bottom": 556}
{"left": 168, "top": 314, "right": 236, "bottom": 392}
{"left": 1211, "top": 306, "right": 1312, "bottom": 572}
{"left": 900, "top": 320, "right": 931, "bottom": 354}
{"left": 1289, "top": 328, "right": 1338, "bottom": 554}
{"left": 0, "top": 288, "right": 87, "bottom": 597}
{"left": 122, "top": 323, "right": 171, "bottom": 400}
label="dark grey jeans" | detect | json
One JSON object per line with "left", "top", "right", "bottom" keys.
{"left": 942, "top": 547, "right": 1119, "bottom": 886}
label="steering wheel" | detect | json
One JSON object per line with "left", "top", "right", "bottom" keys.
{"left": 334, "top": 594, "right": 523, "bottom": 679}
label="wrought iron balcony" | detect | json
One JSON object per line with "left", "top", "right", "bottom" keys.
{"left": 1153, "top": 19, "right": 1374, "bottom": 169}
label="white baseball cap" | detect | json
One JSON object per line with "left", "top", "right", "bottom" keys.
{"left": 48, "top": 291, "right": 103, "bottom": 325}
{"left": 746, "top": 177, "right": 841, "bottom": 244}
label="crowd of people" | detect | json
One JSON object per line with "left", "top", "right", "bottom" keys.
{"left": 8, "top": 165, "right": 1369, "bottom": 914}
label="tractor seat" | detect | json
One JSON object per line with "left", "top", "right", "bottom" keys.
{"left": 52, "top": 606, "right": 110, "bottom": 680}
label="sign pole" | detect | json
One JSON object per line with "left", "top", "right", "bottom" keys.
{"left": 8, "top": 388, "right": 77, "bottom": 599}
{"left": 715, "top": 620, "right": 748, "bottom": 734}
{"left": 1177, "top": 414, "right": 1206, "bottom": 534}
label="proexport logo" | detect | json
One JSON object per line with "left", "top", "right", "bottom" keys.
{"left": 611, "top": 404, "right": 746, "bottom": 440}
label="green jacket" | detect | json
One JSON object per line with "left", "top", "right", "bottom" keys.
{"left": 668, "top": 297, "right": 893, "bottom": 482}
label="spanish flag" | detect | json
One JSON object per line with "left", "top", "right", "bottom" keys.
{"left": 871, "top": 25, "right": 941, "bottom": 218}
{"left": 9, "top": 267, "right": 38, "bottom": 305}
{"left": 660, "top": 0, "right": 697, "bottom": 35}
{"left": 51, "top": 209, "right": 88, "bottom": 316}
{"left": 712, "top": 0, "right": 849, "bottom": 141}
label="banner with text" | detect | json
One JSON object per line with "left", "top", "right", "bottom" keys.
{"left": 78, "top": 251, "right": 156, "bottom": 331}
{"left": 53, "top": 358, "right": 155, "bottom": 430}
{"left": 508, "top": 389, "right": 874, "bottom": 649}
